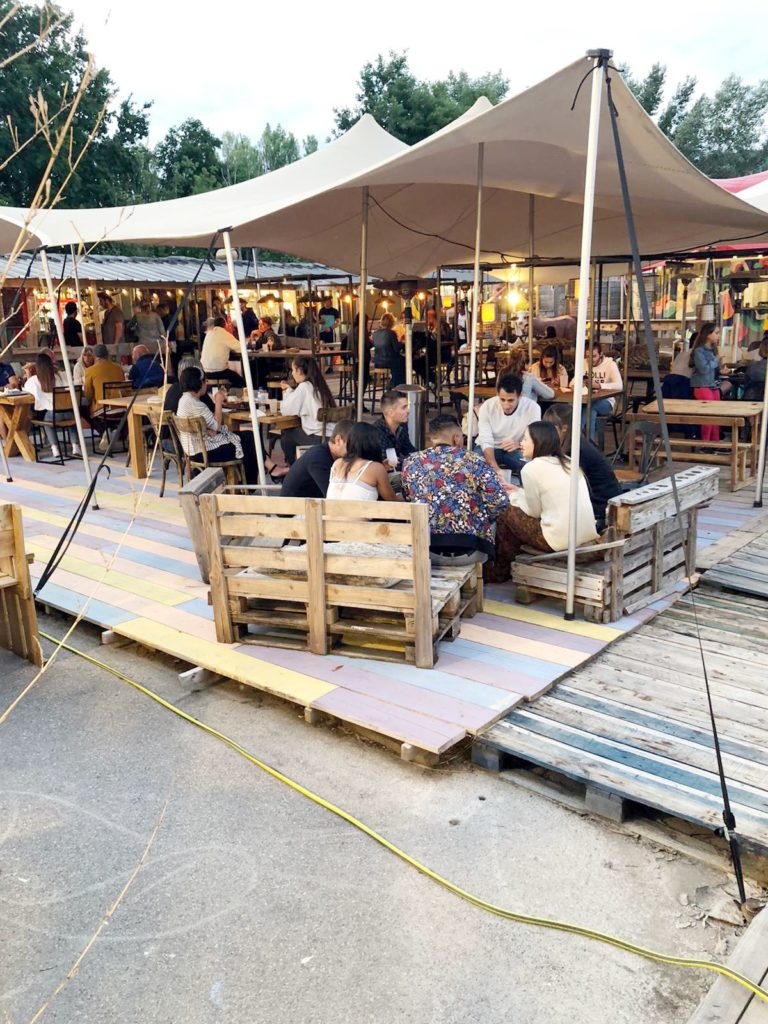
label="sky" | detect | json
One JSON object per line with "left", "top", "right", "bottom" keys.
{"left": 63, "top": 0, "right": 768, "bottom": 146}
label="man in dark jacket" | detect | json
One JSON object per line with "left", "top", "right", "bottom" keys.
{"left": 374, "top": 390, "right": 416, "bottom": 470}
{"left": 280, "top": 420, "right": 353, "bottom": 498}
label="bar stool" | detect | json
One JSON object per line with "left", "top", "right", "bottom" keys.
{"left": 367, "top": 368, "right": 391, "bottom": 413}
{"left": 337, "top": 364, "right": 355, "bottom": 403}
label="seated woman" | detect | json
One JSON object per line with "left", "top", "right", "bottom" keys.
{"left": 278, "top": 355, "right": 335, "bottom": 465}
{"left": 372, "top": 312, "right": 406, "bottom": 388}
{"left": 743, "top": 338, "right": 767, "bottom": 402}
{"left": 502, "top": 348, "right": 555, "bottom": 402}
{"left": 490, "top": 421, "right": 597, "bottom": 582}
{"left": 23, "top": 352, "right": 82, "bottom": 460}
{"left": 543, "top": 403, "right": 621, "bottom": 531}
{"left": 528, "top": 343, "right": 568, "bottom": 391}
{"left": 326, "top": 422, "right": 398, "bottom": 502}
{"left": 175, "top": 365, "right": 261, "bottom": 483}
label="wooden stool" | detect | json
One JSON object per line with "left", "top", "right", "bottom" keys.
{"left": 337, "top": 365, "right": 355, "bottom": 403}
{"left": 367, "top": 368, "right": 391, "bottom": 413}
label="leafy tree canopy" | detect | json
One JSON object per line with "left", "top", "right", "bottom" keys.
{"left": 334, "top": 52, "right": 508, "bottom": 145}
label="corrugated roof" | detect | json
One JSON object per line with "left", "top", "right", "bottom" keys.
{"left": 1, "top": 252, "right": 357, "bottom": 286}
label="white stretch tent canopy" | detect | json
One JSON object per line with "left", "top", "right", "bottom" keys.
{"left": 738, "top": 177, "right": 768, "bottom": 214}
{"left": 2, "top": 62, "right": 767, "bottom": 269}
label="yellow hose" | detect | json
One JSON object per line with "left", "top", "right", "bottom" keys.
{"left": 39, "top": 629, "right": 768, "bottom": 1005}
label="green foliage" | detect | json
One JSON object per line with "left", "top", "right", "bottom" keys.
{"left": 220, "top": 125, "right": 318, "bottom": 186}
{"left": 333, "top": 52, "right": 508, "bottom": 144}
{"left": 154, "top": 117, "right": 221, "bottom": 197}
{"left": 624, "top": 63, "right": 768, "bottom": 177}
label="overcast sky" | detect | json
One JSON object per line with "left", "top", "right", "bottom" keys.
{"left": 64, "top": 0, "right": 768, "bottom": 146}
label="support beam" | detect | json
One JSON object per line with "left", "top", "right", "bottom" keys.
{"left": 356, "top": 187, "right": 369, "bottom": 420}
{"left": 466, "top": 142, "right": 484, "bottom": 451}
{"left": 528, "top": 195, "right": 535, "bottom": 364}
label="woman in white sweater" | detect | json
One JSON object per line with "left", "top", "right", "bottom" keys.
{"left": 490, "top": 420, "right": 598, "bottom": 582}
{"left": 277, "top": 355, "right": 335, "bottom": 464}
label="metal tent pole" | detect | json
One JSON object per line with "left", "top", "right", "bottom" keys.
{"left": 622, "top": 263, "right": 632, "bottom": 432}
{"left": 466, "top": 142, "right": 484, "bottom": 451}
{"left": 70, "top": 243, "right": 84, "bottom": 337}
{"left": 435, "top": 267, "right": 443, "bottom": 409}
{"left": 528, "top": 195, "right": 535, "bottom": 363}
{"left": 39, "top": 248, "right": 95, "bottom": 504}
{"left": 222, "top": 230, "right": 267, "bottom": 488}
{"left": 565, "top": 51, "right": 608, "bottom": 619}
{"left": 754, "top": 370, "right": 768, "bottom": 508}
{"left": 356, "top": 186, "right": 369, "bottom": 420}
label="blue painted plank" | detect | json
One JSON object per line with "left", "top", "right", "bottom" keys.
{"left": 34, "top": 580, "right": 135, "bottom": 628}
{"left": 506, "top": 710, "right": 768, "bottom": 814}
{"left": 176, "top": 598, "right": 215, "bottom": 620}
{"left": 446, "top": 638, "right": 566, "bottom": 681}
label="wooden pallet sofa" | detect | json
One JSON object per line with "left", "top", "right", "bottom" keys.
{"left": 0, "top": 502, "right": 43, "bottom": 666}
{"left": 511, "top": 465, "right": 719, "bottom": 623}
{"left": 200, "top": 492, "right": 482, "bottom": 668}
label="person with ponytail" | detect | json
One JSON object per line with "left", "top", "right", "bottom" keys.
{"left": 278, "top": 355, "right": 335, "bottom": 464}
{"left": 23, "top": 352, "right": 81, "bottom": 460}
{"left": 689, "top": 322, "right": 724, "bottom": 442}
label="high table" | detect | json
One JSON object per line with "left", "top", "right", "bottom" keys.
{"left": 99, "top": 393, "right": 164, "bottom": 480}
{"left": 0, "top": 393, "right": 35, "bottom": 461}
{"left": 629, "top": 399, "right": 764, "bottom": 491}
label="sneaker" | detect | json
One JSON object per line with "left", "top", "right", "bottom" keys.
{"left": 97, "top": 434, "right": 110, "bottom": 452}
{"left": 72, "top": 444, "right": 82, "bottom": 458}
{"left": 51, "top": 445, "right": 61, "bottom": 460}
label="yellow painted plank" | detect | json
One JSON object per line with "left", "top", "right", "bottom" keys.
{"left": 116, "top": 617, "right": 336, "bottom": 706}
{"left": 483, "top": 598, "right": 623, "bottom": 642}
{"left": 28, "top": 542, "right": 191, "bottom": 606}
{"left": 460, "top": 623, "right": 587, "bottom": 667}
{"left": 20, "top": 507, "right": 199, "bottom": 565}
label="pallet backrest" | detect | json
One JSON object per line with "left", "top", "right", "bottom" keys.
{"left": 0, "top": 503, "right": 42, "bottom": 665}
{"left": 199, "top": 494, "right": 431, "bottom": 660}
{"left": 607, "top": 466, "right": 719, "bottom": 534}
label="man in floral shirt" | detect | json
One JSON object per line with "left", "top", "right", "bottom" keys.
{"left": 402, "top": 414, "right": 510, "bottom": 561}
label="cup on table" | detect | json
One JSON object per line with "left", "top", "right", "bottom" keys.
{"left": 385, "top": 447, "right": 397, "bottom": 469}
{"left": 269, "top": 398, "right": 278, "bottom": 414}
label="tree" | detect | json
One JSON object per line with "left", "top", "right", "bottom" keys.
{"left": 154, "top": 118, "right": 221, "bottom": 198}
{"left": 0, "top": 0, "right": 152, "bottom": 208}
{"left": 220, "top": 131, "right": 261, "bottom": 186}
{"left": 334, "top": 52, "right": 508, "bottom": 145}
{"left": 623, "top": 63, "right": 768, "bottom": 177}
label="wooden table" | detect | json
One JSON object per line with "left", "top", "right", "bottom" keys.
{"left": 99, "top": 393, "right": 163, "bottom": 480}
{"left": 0, "top": 393, "right": 35, "bottom": 461}
{"left": 629, "top": 399, "right": 764, "bottom": 491}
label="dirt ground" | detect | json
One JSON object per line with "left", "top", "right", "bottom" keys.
{"left": 0, "top": 613, "right": 756, "bottom": 1024}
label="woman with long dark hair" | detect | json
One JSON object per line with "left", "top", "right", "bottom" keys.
{"left": 689, "top": 321, "right": 724, "bottom": 442}
{"left": 529, "top": 344, "right": 568, "bottom": 390}
{"left": 23, "top": 352, "right": 81, "bottom": 460}
{"left": 278, "top": 355, "right": 335, "bottom": 464}
{"left": 326, "top": 422, "right": 398, "bottom": 501}
{"left": 490, "top": 420, "right": 597, "bottom": 581}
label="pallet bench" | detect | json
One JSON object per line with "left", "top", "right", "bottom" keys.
{"left": 0, "top": 502, "right": 43, "bottom": 666}
{"left": 200, "top": 493, "right": 482, "bottom": 668}
{"left": 511, "top": 465, "right": 719, "bottom": 622}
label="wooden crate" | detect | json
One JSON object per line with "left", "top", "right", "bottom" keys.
{"left": 200, "top": 494, "right": 479, "bottom": 668}
{"left": 512, "top": 466, "right": 718, "bottom": 623}
{"left": 0, "top": 503, "right": 43, "bottom": 666}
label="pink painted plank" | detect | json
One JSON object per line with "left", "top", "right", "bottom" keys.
{"left": 239, "top": 646, "right": 515, "bottom": 732}
{"left": 434, "top": 652, "right": 558, "bottom": 700}
{"left": 310, "top": 687, "right": 466, "bottom": 753}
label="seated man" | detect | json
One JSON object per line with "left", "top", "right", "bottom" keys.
{"left": 402, "top": 414, "right": 510, "bottom": 563}
{"left": 280, "top": 419, "right": 354, "bottom": 498}
{"left": 374, "top": 390, "right": 415, "bottom": 470}
{"left": 128, "top": 344, "right": 165, "bottom": 389}
{"left": 200, "top": 315, "right": 243, "bottom": 387}
{"left": 475, "top": 372, "right": 541, "bottom": 482}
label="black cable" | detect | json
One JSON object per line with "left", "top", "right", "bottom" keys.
{"left": 34, "top": 231, "right": 220, "bottom": 597}
{"left": 368, "top": 194, "right": 509, "bottom": 262}
{"left": 604, "top": 63, "right": 748, "bottom": 906}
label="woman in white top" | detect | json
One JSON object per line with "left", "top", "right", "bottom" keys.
{"left": 24, "top": 352, "right": 81, "bottom": 459}
{"left": 490, "top": 421, "right": 597, "bottom": 582}
{"left": 529, "top": 344, "right": 568, "bottom": 391}
{"left": 278, "top": 355, "right": 335, "bottom": 464}
{"left": 326, "top": 422, "right": 398, "bottom": 502}
{"left": 73, "top": 346, "right": 95, "bottom": 385}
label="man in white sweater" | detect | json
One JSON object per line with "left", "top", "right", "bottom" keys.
{"left": 475, "top": 372, "right": 541, "bottom": 481}
{"left": 200, "top": 315, "right": 243, "bottom": 387}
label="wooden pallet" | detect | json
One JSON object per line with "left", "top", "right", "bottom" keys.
{"left": 705, "top": 532, "right": 768, "bottom": 599}
{"left": 473, "top": 584, "right": 768, "bottom": 852}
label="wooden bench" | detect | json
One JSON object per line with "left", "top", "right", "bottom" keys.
{"left": 0, "top": 502, "right": 43, "bottom": 666}
{"left": 511, "top": 466, "right": 719, "bottom": 622}
{"left": 200, "top": 493, "right": 482, "bottom": 668}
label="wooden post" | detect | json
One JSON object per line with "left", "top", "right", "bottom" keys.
{"left": 200, "top": 493, "right": 235, "bottom": 644}
{"left": 410, "top": 503, "right": 434, "bottom": 668}
{"left": 179, "top": 468, "right": 225, "bottom": 582}
{"left": 305, "top": 498, "right": 328, "bottom": 656}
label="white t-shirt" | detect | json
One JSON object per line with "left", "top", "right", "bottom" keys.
{"left": 509, "top": 456, "right": 598, "bottom": 551}
{"left": 280, "top": 380, "right": 323, "bottom": 435}
{"left": 23, "top": 372, "right": 67, "bottom": 412}
{"left": 476, "top": 394, "right": 541, "bottom": 453}
{"left": 570, "top": 356, "right": 623, "bottom": 409}
{"left": 670, "top": 350, "right": 693, "bottom": 378}
{"left": 201, "top": 326, "right": 238, "bottom": 372}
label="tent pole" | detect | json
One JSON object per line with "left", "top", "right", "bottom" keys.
{"left": 356, "top": 186, "right": 369, "bottom": 420}
{"left": 622, "top": 263, "right": 632, "bottom": 432}
{"left": 466, "top": 142, "right": 484, "bottom": 451}
{"left": 528, "top": 195, "right": 535, "bottom": 363}
{"left": 39, "top": 248, "right": 95, "bottom": 504}
{"left": 222, "top": 230, "right": 267, "bottom": 489}
{"left": 754, "top": 367, "right": 768, "bottom": 508}
{"left": 70, "top": 243, "right": 84, "bottom": 338}
{"left": 565, "top": 53, "right": 605, "bottom": 619}
{"left": 435, "top": 267, "right": 443, "bottom": 409}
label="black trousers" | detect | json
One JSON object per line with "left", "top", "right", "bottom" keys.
{"left": 205, "top": 432, "right": 260, "bottom": 484}
{"left": 280, "top": 427, "right": 322, "bottom": 465}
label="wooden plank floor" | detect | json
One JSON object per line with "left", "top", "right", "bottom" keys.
{"left": 705, "top": 531, "right": 768, "bottom": 598}
{"left": 0, "top": 456, "right": 669, "bottom": 760}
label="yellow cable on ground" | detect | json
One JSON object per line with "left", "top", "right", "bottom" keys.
{"left": 39, "top": 629, "right": 768, "bottom": 1005}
